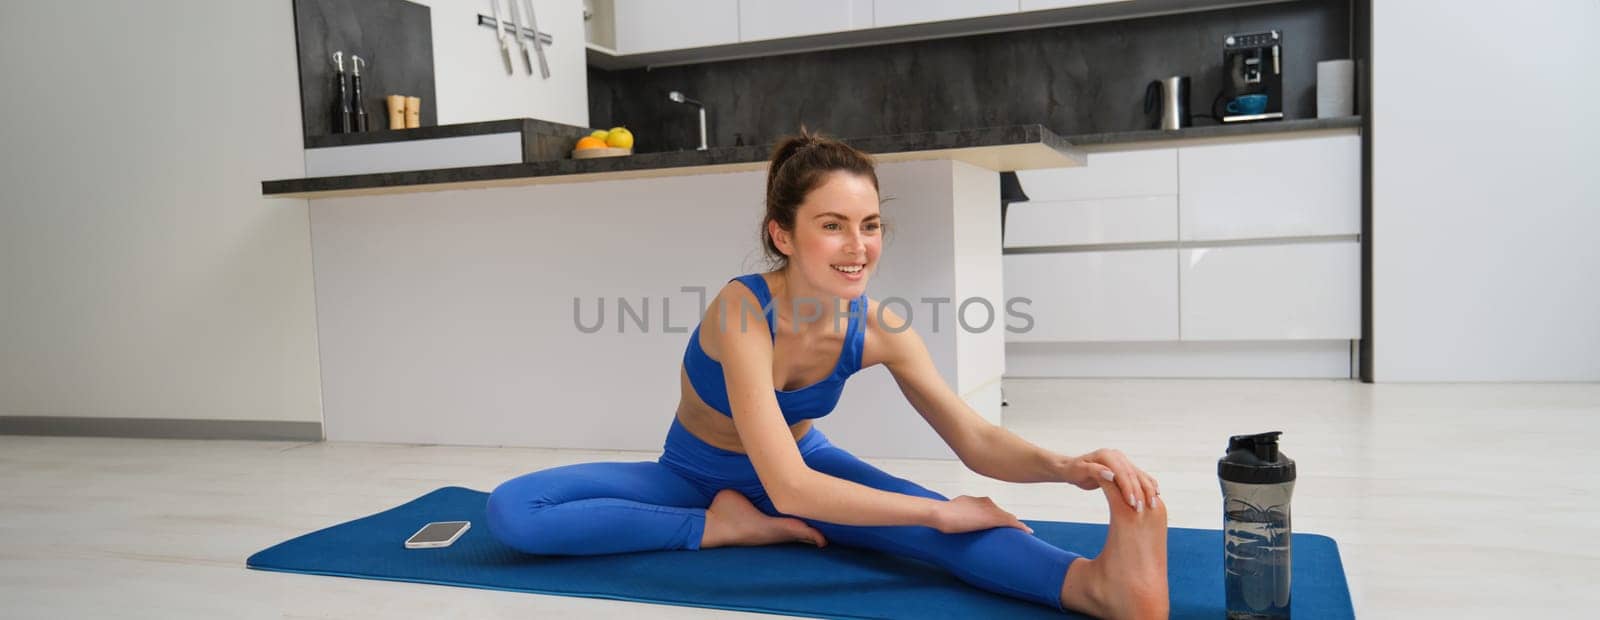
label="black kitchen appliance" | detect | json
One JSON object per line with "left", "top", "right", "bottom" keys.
{"left": 1220, "top": 29, "right": 1284, "bottom": 123}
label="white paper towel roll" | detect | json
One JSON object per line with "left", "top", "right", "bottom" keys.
{"left": 1317, "top": 59, "right": 1356, "bottom": 118}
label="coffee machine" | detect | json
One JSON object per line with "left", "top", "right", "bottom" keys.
{"left": 1220, "top": 29, "right": 1284, "bottom": 123}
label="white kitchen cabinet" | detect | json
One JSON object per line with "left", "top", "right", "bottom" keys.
{"left": 597, "top": 0, "right": 1301, "bottom": 67}
{"left": 1180, "top": 241, "right": 1360, "bottom": 341}
{"left": 613, "top": 0, "right": 740, "bottom": 54}
{"left": 873, "top": 0, "right": 1019, "bottom": 28}
{"left": 739, "top": 1, "right": 874, "bottom": 42}
{"left": 1178, "top": 134, "right": 1361, "bottom": 241}
{"left": 1004, "top": 195, "right": 1177, "bottom": 248}
{"left": 1004, "top": 250, "right": 1179, "bottom": 342}
{"left": 1014, "top": 148, "right": 1176, "bottom": 202}
{"left": 1019, "top": 0, "right": 1125, "bottom": 11}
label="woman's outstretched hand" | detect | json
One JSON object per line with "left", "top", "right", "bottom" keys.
{"left": 931, "top": 495, "right": 1035, "bottom": 535}
{"left": 1062, "top": 449, "right": 1161, "bottom": 513}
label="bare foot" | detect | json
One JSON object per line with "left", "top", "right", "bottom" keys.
{"left": 1059, "top": 483, "right": 1170, "bottom": 619}
{"left": 700, "top": 489, "right": 828, "bottom": 550}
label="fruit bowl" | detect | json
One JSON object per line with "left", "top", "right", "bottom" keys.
{"left": 575, "top": 127, "right": 634, "bottom": 159}
{"left": 572, "top": 146, "right": 633, "bottom": 159}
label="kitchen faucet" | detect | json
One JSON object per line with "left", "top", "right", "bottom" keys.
{"left": 667, "top": 91, "right": 708, "bottom": 151}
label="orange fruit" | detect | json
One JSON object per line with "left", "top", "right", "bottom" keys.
{"left": 575, "top": 136, "right": 607, "bottom": 150}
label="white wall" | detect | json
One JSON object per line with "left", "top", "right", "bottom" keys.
{"left": 417, "top": 0, "right": 590, "bottom": 128}
{"left": 0, "top": 1, "right": 321, "bottom": 422}
{"left": 0, "top": 0, "right": 592, "bottom": 426}
{"left": 1372, "top": 1, "right": 1600, "bottom": 381}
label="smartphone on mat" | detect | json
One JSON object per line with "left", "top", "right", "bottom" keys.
{"left": 404, "top": 521, "right": 470, "bottom": 549}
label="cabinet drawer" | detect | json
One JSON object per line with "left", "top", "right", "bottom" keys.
{"left": 1015, "top": 148, "right": 1177, "bottom": 202}
{"left": 1004, "top": 195, "right": 1177, "bottom": 248}
{"left": 1178, "top": 135, "right": 1361, "bottom": 240}
{"left": 1180, "top": 241, "right": 1360, "bottom": 341}
{"left": 1004, "top": 250, "right": 1178, "bottom": 342}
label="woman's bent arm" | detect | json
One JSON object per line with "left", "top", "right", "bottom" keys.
{"left": 710, "top": 281, "right": 946, "bottom": 529}
{"left": 777, "top": 469, "right": 944, "bottom": 528}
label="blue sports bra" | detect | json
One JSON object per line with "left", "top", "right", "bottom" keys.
{"left": 682, "top": 273, "right": 868, "bottom": 424}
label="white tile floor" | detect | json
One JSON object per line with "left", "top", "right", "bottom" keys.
{"left": 3, "top": 379, "right": 1598, "bottom": 619}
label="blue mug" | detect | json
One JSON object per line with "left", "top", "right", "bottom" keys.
{"left": 1225, "top": 94, "right": 1269, "bottom": 115}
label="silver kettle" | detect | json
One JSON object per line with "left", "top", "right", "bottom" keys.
{"left": 1144, "top": 76, "right": 1192, "bottom": 130}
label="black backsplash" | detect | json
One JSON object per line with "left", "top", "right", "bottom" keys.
{"left": 293, "top": 0, "right": 437, "bottom": 145}
{"left": 588, "top": 0, "right": 1349, "bottom": 153}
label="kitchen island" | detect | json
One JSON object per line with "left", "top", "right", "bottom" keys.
{"left": 263, "top": 118, "right": 1364, "bottom": 458}
{"left": 263, "top": 125, "right": 1082, "bottom": 459}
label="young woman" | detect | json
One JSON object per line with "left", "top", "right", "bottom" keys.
{"left": 486, "top": 130, "right": 1169, "bottom": 618}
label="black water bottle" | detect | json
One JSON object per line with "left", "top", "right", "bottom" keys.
{"left": 350, "top": 55, "right": 369, "bottom": 132}
{"left": 1218, "top": 431, "right": 1296, "bottom": 619}
{"left": 332, "top": 51, "right": 352, "bottom": 133}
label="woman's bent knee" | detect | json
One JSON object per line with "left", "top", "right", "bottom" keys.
{"left": 486, "top": 484, "right": 559, "bottom": 554}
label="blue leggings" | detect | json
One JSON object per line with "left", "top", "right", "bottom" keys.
{"left": 485, "top": 417, "right": 1081, "bottom": 611}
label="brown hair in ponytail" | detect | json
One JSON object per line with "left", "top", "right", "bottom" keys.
{"left": 761, "top": 126, "right": 881, "bottom": 271}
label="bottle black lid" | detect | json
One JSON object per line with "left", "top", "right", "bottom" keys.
{"left": 1217, "top": 431, "right": 1296, "bottom": 484}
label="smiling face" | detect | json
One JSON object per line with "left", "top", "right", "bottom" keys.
{"left": 768, "top": 171, "right": 883, "bottom": 301}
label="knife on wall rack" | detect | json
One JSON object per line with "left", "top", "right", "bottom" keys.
{"left": 474, "top": 17, "right": 553, "bottom": 46}
{"left": 506, "top": 0, "right": 533, "bottom": 75}
{"left": 490, "top": 0, "right": 514, "bottom": 75}
{"left": 521, "top": 0, "right": 551, "bottom": 79}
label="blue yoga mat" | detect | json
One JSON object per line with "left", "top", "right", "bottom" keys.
{"left": 247, "top": 487, "right": 1353, "bottom": 619}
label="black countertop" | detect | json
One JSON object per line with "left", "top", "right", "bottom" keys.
{"left": 1070, "top": 116, "right": 1362, "bottom": 147}
{"left": 265, "top": 124, "right": 1076, "bottom": 197}
{"left": 304, "top": 118, "right": 594, "bottom": 148}
{"left": 265, "top": 117, "right": 1360, "bottom": 197}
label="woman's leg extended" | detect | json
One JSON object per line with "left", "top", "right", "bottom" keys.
{"left": 485, "top": 461, "right": 713, "bottom": 556}
{"left": 751, "top": 441, "right": 1083, "bottom": 611}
